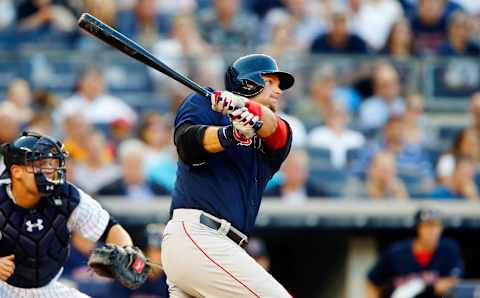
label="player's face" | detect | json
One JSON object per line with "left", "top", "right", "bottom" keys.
{"left": 11, "top": 165, "right": 40, "bottom": 196}
{"left": 417, "top": 220, "right": 443, "bottom": 248}
{"left": 251, "top": 74, "right": 282, "bottom": 112}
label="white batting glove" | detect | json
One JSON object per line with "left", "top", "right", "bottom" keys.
{"left": 211, "top": 90, "right": 246, "bottom": 115}
{"left": 230, "top": 107, "right": 262, "bottom": 139}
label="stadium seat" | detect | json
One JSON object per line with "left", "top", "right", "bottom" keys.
{"left": 309, "top": 167, "right": 348, "bottom": 197}
{"left": 306, "top": 147, "right": 332, "bottom": 169}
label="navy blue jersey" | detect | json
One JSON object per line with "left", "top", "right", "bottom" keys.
{"left": 368, "top": 238, "right": 464, "bottom": 297}
{"left": 171, "top": 92, "right": 292, "bottom": 235}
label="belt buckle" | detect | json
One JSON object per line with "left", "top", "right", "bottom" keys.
{"left": 238, "top": 238, "right": 248, "bottom": 248}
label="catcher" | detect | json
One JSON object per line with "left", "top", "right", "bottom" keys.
{"left": 0, "top": 131, "right": 150, "bottom": 298}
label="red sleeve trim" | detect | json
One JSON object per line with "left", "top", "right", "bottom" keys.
{"left": 263, "top": 118, "right": 289, "bottom": 149}
{"left": 245, "top": 100, "right": 264, "bottom": 118}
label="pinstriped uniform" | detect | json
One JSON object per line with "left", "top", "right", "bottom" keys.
{"left": 0, "top": 186, "right": 109, "bottom": 298}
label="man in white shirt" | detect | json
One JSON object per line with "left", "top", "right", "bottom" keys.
{"left": 308, "top": 101, "right": 365, "bottom": 168}
{"left": 56, "top": 67, "right": 137, "bottom": 126}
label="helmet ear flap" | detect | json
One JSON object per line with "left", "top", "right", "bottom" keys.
{"left": 225, "top": 66, "right": 243, "bottom": 92}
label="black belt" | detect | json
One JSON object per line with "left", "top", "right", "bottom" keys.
{"left": 199, "top": 214, "right": 248, "bottom": 248}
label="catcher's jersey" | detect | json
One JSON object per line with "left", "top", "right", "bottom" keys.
{"left": 0, "top": 182, "right": 109, "bottom": 288}
{"left": 367, "top": 238, "right": 464, "bottom": 297}
{"left": 171, "top": 91, "right": 292, "bottom": 235}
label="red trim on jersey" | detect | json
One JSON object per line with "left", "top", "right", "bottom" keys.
{"left": 263, "top": 118, "right": 289, "bottom": 149}
{"left": 245, "top": 100, "right": 264, "bottom": 118}
{"left": 182, "top": 222, "right": 261, "bottom": 298}
{"left": 413, "top": 249, "right": 434, "bottom": 267}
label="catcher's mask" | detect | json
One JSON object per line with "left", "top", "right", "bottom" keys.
{"left": 225, "top": 54, "right": 295, "bottom": 97}
{"left": 1, "top": 131, "right": 68, "bottom": 195}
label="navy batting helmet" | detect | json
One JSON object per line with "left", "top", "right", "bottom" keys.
{"left": 414, "top": 208, "right": 443, "bottom": 226}
{"left": 225, "top": 54, "right": 295, "bottom": 97}
{"left": 1, "top": 131, "right": 68, "bottom": 194}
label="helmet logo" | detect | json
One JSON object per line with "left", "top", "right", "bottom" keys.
{"left": 243, "top": 81, "right": 258, "bottom": 91}
{"left": 26, "top": 219, "right": 44, "bottom": 232}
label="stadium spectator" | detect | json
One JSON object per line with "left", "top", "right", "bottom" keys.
{"left": 98, "top": 139, "right": 168, "bottom": 198}
{"left": 116, "top": 0, "right": 169, "bottom": 50}
{"left": 380, "top": 17, "right": 415, "bottom": 58}
{"left": 73, "top": 130, "right": 120, "bottom": 195}
{"left": 25, "top": 109, "right": 54, "bottom": 136}
{"left": 263, "top": 149, "right": 325, "bottom": 202}
{"left": 82, "top": 0, "right": 117, "bottom": 26}
{"left": 439, "top": 11, "right": 480, "bottom": 56}
{"left": 0, "top": 0, "right": 15, "bottom": 30}
{"left": 56, "top": 66, "right": 137, "bottom": 126}
{"left": 293, "top": 64, "right": 359, "bottom": 129}
{"left": 428, "top": 157, "right": 479, "bottom": 201}
{"left": 409, "top": 0, "right": 461, "bottom": 55}
{"left": 258, "top": 18, "right": 304, "bottom": 61}
{"left": 366, "top": 208, "right": 464, "bottom": 298}
{"left": 0, "top": 78, "right": 33, "bottom": 123}
{"left": 402, "top": 94, "right": 438, "bottom": 147}
{"left": 62, "top": 113, "right": 93, "bottom": 162}
{"left": 351, "top": 0, "right": 404, "bottom": 51}
{"left": 469, "top": 92, "right": 480, "bottom": 144}
{"left": 351, "top": 116, "right": 435, "bottom": 192}
{"left": 436, "top": 128, "right": 479, "bottom": 187}
{"left": 197, "top": 0, "right": 260, "bottom": 50}
{"left": 346, "top": 150, "right": 409, "bottom": 200}
{"left": 359, "top": 63, "right": 405, "bottom": 132}
{"left": 16, "top": 0, "right": 76, "bottom": 49}
{"left": 246, "top": 238, "right": 271, "bottom": 272}
{"left": 308, "top": 101, "right": 365, "bottom": 169}
{"left": 108, "top": 224, "right": 169, "bottom": 297}
{"left": 0, "top": 105, "right": 21, "bottom": 145}
{"left": 31, "top": 89, "right": 58, "bottom": 112}
{"left": 262, "top": 0, "right": 324, "bottom": 50}
{"left": 151, "top": 14, "right": 225, "bottom": 93}
{"left": 137, "top": 112, "right": 177, "bottom": 194}
{"left": 310, "top": 4, "right": 368, "bottom": 55}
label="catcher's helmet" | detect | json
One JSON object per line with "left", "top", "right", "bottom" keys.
{"left": 1, "top": 131, "right": 68, "bottom": 194}
{"left": 225, "top": 54, "right": 295, "bottom": 97}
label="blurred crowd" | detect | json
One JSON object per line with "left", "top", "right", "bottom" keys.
{"left": 0, "top": 0, "right": 479, "bottom": 205}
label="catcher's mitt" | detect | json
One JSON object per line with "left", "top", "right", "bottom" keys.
{"left": 88, "top": 244, "right": 151, "bottom": 289}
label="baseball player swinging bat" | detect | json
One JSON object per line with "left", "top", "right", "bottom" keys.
{"left": 77, "top": 13, "right": 261, "bottom": 129}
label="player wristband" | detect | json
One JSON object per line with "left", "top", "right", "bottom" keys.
{"left": 218, "top": 125, "right": 237, "bottom": 148}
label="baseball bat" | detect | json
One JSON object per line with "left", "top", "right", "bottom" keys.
{"left": 77, "top": 13, "right": 211, "bottom": 98}
{"left": 77, "top": 13, "right": 261, "bottom": 129}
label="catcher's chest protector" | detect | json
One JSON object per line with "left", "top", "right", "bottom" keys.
{"left": 0, "top": 183, "right": 80, "bottom": 288}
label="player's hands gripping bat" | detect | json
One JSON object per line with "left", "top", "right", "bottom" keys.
{"left": 210, "top": 91, "right": 246, "bottom": 115}
{"left": 88, "top": 244, "right": 151, "bottom": 289}
{"left": 230, "top": 107, "right": 261, "bottom": 139}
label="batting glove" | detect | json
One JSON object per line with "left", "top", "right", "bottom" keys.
{"left": 211, "top": 91, "right": 246, "bottom": 115}
{"left": 230, "top": 107, "right": 262, "bottom": 139}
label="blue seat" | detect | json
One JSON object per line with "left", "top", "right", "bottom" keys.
{"left": 306, "top": 147, "right": 332, "bottom": 169}
{"left": 398, "top": 172, "right": 425, "bottom": 197}
{"left": 28, "top": 53, "right": 81, "bottom": 93}
{"left": 309, "top": 167, "right": 348, "bottom": 197}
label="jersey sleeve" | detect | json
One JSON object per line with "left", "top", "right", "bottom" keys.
{"left": 175, "top": 92, "right": 222, "bottom": 128}
{"left": 367, "top": 250, "right": 394, "bottom": 286}
{"left": 67, "top": 188, "right": 110, "bottom": 242}
{"left": 262, "top": 119, "right": 293, "bottom": 173}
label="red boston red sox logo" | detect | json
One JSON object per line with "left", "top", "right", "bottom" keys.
{"left": 132, "top": 256, "right": 145, "bottom": 273}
